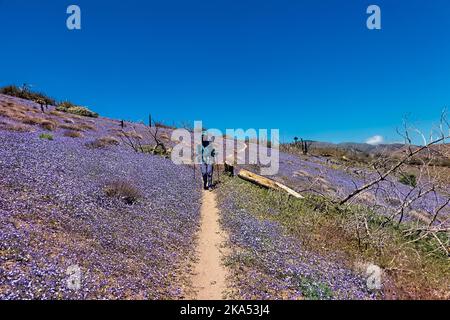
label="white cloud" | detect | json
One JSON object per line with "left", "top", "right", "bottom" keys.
{"left": 366, "top": 135, "right": 384, "bottom": 145}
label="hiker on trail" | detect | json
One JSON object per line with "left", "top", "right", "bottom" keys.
{"left": 196, "top": 135, "right": 216, "bottom": 191}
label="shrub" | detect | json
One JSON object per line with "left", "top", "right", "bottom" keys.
{"left": 68, "top": 106, "right": 99, "bottom": 118}
{"left": 57, "top": 101, "right": 99, "bottom": 118}
{"left": 63, "top": 130, "right": 83, "bottom": 138}
{"left": 160, "top": 133, "right": 170, "bottom": 141}
{"left": 0, "top": 85, "right": 56, "bottom": 105}
{"left": 433, "top": 157, "right": 450, "bottom": 168}
{"left": 86, "top": 136, "right": 120, "bottom": 149}
{"left": 63, "top": 118, "right": 75, "bottom": 124}
{"left": 0, "top": 121, "right": 33, "bottom": 132}
{"left": 56, "top": 101, "right": 75, "bottom": 110}
{"left": 40, "top": 120, "right": 57, "bottom": 131}
{"left": 79, "top": 123, "right": 96, "bottom": 131}
{"left": 39, "top": 133, "right": 54, "bottom": 141}
{"left": 0, "top": 108, "right": 26, "bottom": 121}
{"left": 0, "top": 108, "right": 12, "bottom": 118}
{"left": 49, "top": 110, "right": 65, "bottom": 117}
{"left": 104, "top": 181, "right": 141, "bottom": 205}
{"left": 59, "top": 122, "right": 96, "bottom": 132}
{"left": 120, "top": 130, "right": 143, "bottom": 140}
{"left": 59, "top": 123, "right": 83, "bottom": 131}
{"left": 140, "top": 144, "right": 171, "bottom": 157}
{"left": 21, "top": 116, "right": 43, "bottom": 125}
{"left": 154, "top": 121, "right": 177, "bottom": 129}
{"left": 140, "top": 145, "right": 155, "bottom": 154}
{"left": 399, "top": 173, "right": 417, "bottom": 187}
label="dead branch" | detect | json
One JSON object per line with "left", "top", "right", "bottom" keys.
{"left": 238, "top": 169, "right": 304, "bottom": 199}
{"left": 340, "top": 134, "right": 449, "bottom": 206}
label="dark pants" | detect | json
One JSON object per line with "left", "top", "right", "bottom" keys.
{"left": 201, "top": 163, "right": 214, "bottom": 189}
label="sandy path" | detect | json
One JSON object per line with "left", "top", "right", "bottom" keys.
{"left": 191, "top": 190, "right": 228, "bottom": 300}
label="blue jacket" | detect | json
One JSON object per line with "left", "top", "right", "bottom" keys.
{"left": 196, "top": 142, "right": 216, "bottom": 165}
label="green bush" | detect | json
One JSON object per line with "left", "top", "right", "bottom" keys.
{"left": 399, "top": 173, "right": 417, "bottom": 187}
{"left": 56, "top": 102, "right": 99, "bottom": 118}
{"left": 39, "top": 133, "right": 54, "bottom": 141}
{"left": 56, "top": 101, "right": 76, "bottom": 111}
{"left": 140, "top": 144, "right": 171, "bottom": 157}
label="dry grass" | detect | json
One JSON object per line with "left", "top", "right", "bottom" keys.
{"left": 160, "top": 133, "right": 170, "bottom": 141}
{"left": 62, "top": 118, "right": 75, "bottom": 124}
{"left": 59, "top": 123, "right": 84, "bottom": 132}
{"left": 0, "top": 121, "right": 34, "bottom": 133}
{"left": 40, "top": 120, "right": 57, "bottom": 131}
{"left": 79, "top": 123, "right": 96, "bottom": 131}
{"left": 104, "top": 181, "right": 141, "bottom": 205}
{"left": 220, "top": 176, "right": 450, "bottom": 300}
{"left": 21, "top": 116, "right": 44, "bottom": 125}
{"left": 49, "top": 110, "right": 65, "bottom": 117}
{"left": 0, "top": 101, "right": 99, "bottom": 135}
{"left": 120, "top": 130, "right": 143, "bottom": 140}
{"left": 155, "top": 122, "right": 176, "bottom": 130}
{"left": 59, "top": 123, "right": 96, "bottom": 132}
{"left": 63, "top": 130, "right": 83, "bottom": 138}
{"left": 0, "top": 108, "right": 15, "bottom": 119}
{"left": 0, "top": 107, "right": 25, "bottom": 120}
{"left": 86, "top": 136, "right": 120, "bottom": 149}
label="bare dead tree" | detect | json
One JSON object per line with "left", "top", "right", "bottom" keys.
{"left": 180, "top": 120, "right": 194, "bottom": 132}
{"left": 340, "top": 113, "right": 450, "bottom": 206}
{"left": 119, "top": 118, "right": 169, "bottom": 155}
{"left": 118, "top": 126, "right": 144, "bottom": 153}
{"left": 300, "top": 138, "right": 314, "bottom": 155}
{"left": 336, "top": 111, "right": 450, "bottom": 256}
{"left": 35, "top": 98, "right": 46, "bottom": 113}
{"left": 146, "top": 119, "right": 167, "bottom": 154}
{"left": 297, "top": 165, "right": 330, "bottom": 199}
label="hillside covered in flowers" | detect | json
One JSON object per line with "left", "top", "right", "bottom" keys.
{"left": 1, "top": 92, "right": 448, "bottom": 300}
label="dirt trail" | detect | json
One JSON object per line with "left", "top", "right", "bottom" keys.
{"left": 191, "top": 190, "right": 229, "bottom": 300}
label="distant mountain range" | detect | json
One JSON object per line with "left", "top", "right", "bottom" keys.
{"left": 308, "top": 141, "right": 406, "bottom": 154}
{"left": 305, "top": 140, "right": 450, "bottom": 167}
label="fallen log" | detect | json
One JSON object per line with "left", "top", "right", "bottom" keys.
{"left": 237, "top": 169, "right": 304, "bottom": 199}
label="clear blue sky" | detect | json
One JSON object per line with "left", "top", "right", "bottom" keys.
{"left": 1, "top": 0, "right": 450, "bottom": 144}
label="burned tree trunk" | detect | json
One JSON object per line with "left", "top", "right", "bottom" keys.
{"left": 238, "top": 169, "right": 304, "bottom": 199}
{"left": 224, "top": 162, "right": 235, "bottom": 176}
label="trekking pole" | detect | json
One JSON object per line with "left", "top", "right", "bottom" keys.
{"left": 216, "top": 157, "right": 220, "bottom": 185}
{"left": 193, "top": 155, "right": 196, "bottom": 183}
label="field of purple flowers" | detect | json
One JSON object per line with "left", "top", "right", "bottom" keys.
{"left": 216, "top": 173, "right": 450, "bottom": 300}
{"left": 272, "top": 152, "right": 450, "bottom": 225}
{"left": 0, "top": 95, "right": 201, "bottom": 299}
{"left": 216, "top": 176, "right": 377, "bottom": 300}
{"left": 1, "top": 93, "right": 448, "bottom": 300}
